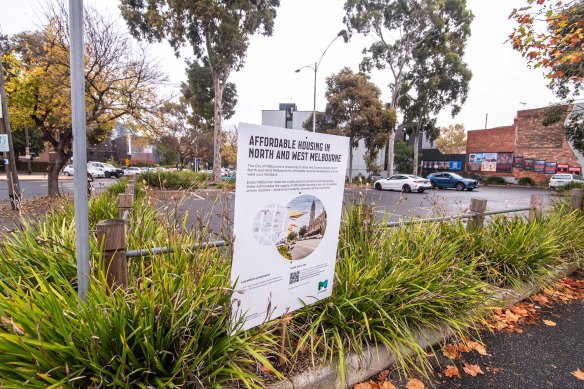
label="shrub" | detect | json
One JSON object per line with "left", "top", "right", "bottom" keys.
{"left": 555, "top": 181, "right": 584, "bottom": 192}
{"left": 139, "top": 170, "right": 210, "bottom": 190}
{"left": 483, "top": 176, "right": 506, "bottom": 185}
{"left": 518, "top": 176, "right": 535, "bottom": 186}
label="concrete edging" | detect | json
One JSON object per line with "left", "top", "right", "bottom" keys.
{"left": 268, "top": 263, "right": 579, "bottom": 389}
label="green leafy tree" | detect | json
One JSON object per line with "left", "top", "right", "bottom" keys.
{"left": 10, "top": 128, "right": 44, "bottom": 158}
{"left": 394, "top": 140, "right": 414, "bottom": 174}
{"left": 436, "top": 124, "right": 467, "bottom": 154}
{"left": 5, "top": 2, "right": 165, "bottom": 196}
{"left": 120, "top": 0, "right": 280, "bottom": 183}
{"left": 316, "top": 67, "right": 387, "bottom": 181}
{"left": 344, "top": 0, "right": 474, "bottom": 175}
{"left": 298, "top": 225, "right": 308, "bottom": 238}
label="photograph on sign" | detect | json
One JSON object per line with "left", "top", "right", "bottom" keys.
{"left": 230, "top": 123, "right": 349, "bottom": 330}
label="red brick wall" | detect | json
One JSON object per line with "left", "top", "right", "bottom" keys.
{"left": 464, "top": 105, "right": 581, "bottom": 185}
{"left": 467, "top": 126, "right": 515, "bottom": 154}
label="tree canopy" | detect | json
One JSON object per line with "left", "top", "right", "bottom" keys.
{"left": 436, "top": 124, "right": 467, "bottom": 154}
{"left": 120, "top": 0, "right": 280, "bottom": 182}
{"left": 310, "top": 67, "right": 394, "bottom": 180}
{"left": 4, "top": 2, "right": 165, "bottom": 196}
{"left": 344, "top": 0, "right": 474, "bottom": 174}
{"left": 509, "top": 0, "right": 584, "bottom": 99}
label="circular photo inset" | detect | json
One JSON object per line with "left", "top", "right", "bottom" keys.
{"left": 252, "top": 204, "right": 289, "bottom": 246}
{"left": 277, "top": 194, "right": 327, "bottom": 261}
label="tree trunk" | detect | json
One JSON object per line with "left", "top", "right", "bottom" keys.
{"left": 387, "top": 132, "right": 395, "bottom": 176}
{"left": 412, "top": 127, "right": 420, "bottom": 176}
{"left": 212, "top": 73, "right": 224, "bottom": 184}
{"left": 348, "top": 142, "right": 354, "bottom": 183}
{"left": 47, "top": 135, "right": 71, "bottom": 197}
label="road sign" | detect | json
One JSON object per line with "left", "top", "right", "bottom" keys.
{"left": 0, "top": 134, "right": 9, "bottom": 152}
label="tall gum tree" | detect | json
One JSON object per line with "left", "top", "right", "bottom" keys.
{"left": 344, "top": 0, "right": 474, "bottom": 175}
{"left": 6, "top": 2, "right": 165, "bottom": 196}
{"left": 120, "top": 0, "right": 280, "bottom": 183}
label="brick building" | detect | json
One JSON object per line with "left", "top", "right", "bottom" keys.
{"left": 466, "top": 104, "right": 583, "bottom": 184}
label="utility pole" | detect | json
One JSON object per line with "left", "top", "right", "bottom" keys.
{"left": 0, "top": 49, "right": 22, "bottom": 210}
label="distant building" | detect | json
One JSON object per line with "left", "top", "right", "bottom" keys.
{"left": 466, "top": 103, "right": 583, "bottom": 184}
{"left": 261, "top": 103, "right": 407, "bottom": 178}
{"left": 306, "top": 200, "right": 327, "bottom": 237}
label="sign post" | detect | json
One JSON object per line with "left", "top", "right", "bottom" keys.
{"left": 230, "top": 123, "right": 349, "bottom": 330}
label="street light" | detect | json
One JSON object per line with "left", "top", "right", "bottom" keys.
{"left": 295, "top": 30, "right": 346, "bottom": 132}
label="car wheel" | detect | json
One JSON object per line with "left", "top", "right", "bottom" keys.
{"left": 374, "top": 183, "right": 382, "bottom": 190}
{"left": 467, "top": 188, "right": 474, "bottom": 191}
{"left": 417, "top": 188, "right": 425, "bottom": 193}
{"left": 104, "top": 172, "right": 111, "bottom": 178}
{"left": 402, "top": 184, "right": 411, "bottom": 193}
{"left": 431, "top": 182, "right": 437, "bottom": 189}
{"left": 455, "top": 182, "right": 465, "bottom": 191}
{"left": 116, "top": 172, "right": 123, "bottom": 178}
{"left": 64, "top": 172, "right": 70, "bottom": 176}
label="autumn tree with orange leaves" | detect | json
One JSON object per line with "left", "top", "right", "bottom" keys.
{"left": 509, "top": 0, "right": 583, "bottom": 99}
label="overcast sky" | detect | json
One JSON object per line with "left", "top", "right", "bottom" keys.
{"left": 1, "top": 0, "right": 560, "bottom": 132}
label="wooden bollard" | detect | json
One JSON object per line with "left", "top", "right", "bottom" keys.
{"left": 467, "top": 197, "right": 487, "bottom": 231}
{"left": 118, "top": 193, "right": 134, "bottom": 221}
{"left": 529, "top": 194, "right": 544, "bottom": 222}
{"left": 570, "top": 188, "right": 583, "bottom": 211}
{"left": 125, "top": 184, "right": 135, "bottom": 194}
{"left": 96, "top": 219, "right": 128, "bottom": 290}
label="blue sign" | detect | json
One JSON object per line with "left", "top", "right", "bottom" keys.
{"left": 449, "top": 161, "right": 462, "bottom": 171}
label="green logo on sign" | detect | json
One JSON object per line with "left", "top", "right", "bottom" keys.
{"left": 318, "top": 279, "right": 328, "bottom": 291}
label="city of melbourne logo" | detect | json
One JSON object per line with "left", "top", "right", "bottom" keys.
{"left": 318, "top": 279, "right": 328, "bottom": 291}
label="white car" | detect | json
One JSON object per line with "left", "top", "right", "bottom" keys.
{"left": 549, "top": 173, "right": 584, "bottom": 189}
{"left": 374, "top": 174, "right": 432, "bottom": 193}
{"left": 123, "top": 167, "right": 143, "bottom": 176}
{"left": 62, "top": 164, "right": 105, "bottom": 178}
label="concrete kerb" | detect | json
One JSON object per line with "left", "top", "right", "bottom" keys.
{"left": 267, "top": 263, "right": 579, "bottom": 389}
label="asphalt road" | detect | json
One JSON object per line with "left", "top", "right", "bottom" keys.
{"left": 0, "top": 177, "right": 120, "bottom": 198}
{"left": 290, "top": 238, "right": 322, "bottom": 260}
{"left": 155, "top": 186, "right": 557, "bottom": 238}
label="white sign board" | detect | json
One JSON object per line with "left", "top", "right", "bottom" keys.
{"left": 0, "top": 134, "right": 9, "bottom": 152}
{"left": 231, "top": 123, "right": 349, "bottom": 330}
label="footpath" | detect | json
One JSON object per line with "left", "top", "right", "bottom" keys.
{"left": 351, "top": 269, "right": 584, "bottom": 389}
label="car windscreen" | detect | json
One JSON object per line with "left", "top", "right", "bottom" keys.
{"left": 449, "top": 173, "right": 463, "bottom": 179}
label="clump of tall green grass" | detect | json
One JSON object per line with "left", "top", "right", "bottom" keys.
{"left": 0, "top": 182, "right": 278, "bottom": 388}
{"left": 139, "top": 170, "right": 209, "bottom": 190}
{"left": 286, "top": 201, "right": 490, "bottom": 382}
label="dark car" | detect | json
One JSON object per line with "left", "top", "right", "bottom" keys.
{"left": 427, "top": 172, "right": 479, "bottom": 191}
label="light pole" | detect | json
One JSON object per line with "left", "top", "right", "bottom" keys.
{"left": 295, "top": 30, "right": 346, "bottom": 132}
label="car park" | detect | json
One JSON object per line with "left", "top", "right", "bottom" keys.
{"left": 374, "top": 174, "right": 432, "bottom": 193}
{"left": 427, "top": 172, "right": 479, "bottom": 191}
{"left": 549, "top": 173, "right": 584, "bottom": 189}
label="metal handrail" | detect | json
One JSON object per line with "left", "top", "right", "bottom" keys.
{"left": 124, "top": 206, "right": 535, "bottom": 258}
{"left": 126, "top": 240, "right": 227, "bottom": 258}
{"left": 385, "top": 206, "right": 534, "bottom": 227}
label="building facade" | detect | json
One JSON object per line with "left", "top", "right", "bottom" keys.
{"left": 466, "top": 104, "right": 583, "bottom": 184}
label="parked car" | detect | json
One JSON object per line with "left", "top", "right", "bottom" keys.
{"left": 427, "top": 172, "right": 479, "bottom": 191}
{"left": 122, "top": 167, "right": 143, "bottom": 176}
{"left": 549, "top": 173, "right": 584, "bottom": 189}
{"left": 63, "top": 164, "right": 74, "bottom": 176}
{"left": 62, "top": 164, "right": 106, "bottom": 178}
{"left": 374, "top": 174, "right": 432, "bottom": 193}
{"left": 87, "top": 161, "right": 124, "bottom": 178}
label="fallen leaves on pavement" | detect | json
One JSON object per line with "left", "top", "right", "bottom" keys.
{"left": 444, "top": 365, "right": 461, "bottom": 378}
{"left": 405, "top": 378, "right": 425, "bottom": 389}
{"left": 462, "top": 362, "right": 484, "bottom": 377}
{"left": 542, "top": 319, "right": 557, "bottom": 327}
{"left": 572, "top": 369, "right": 584, "bottom": 380}
{"left": 488, "top": 302, "right": 541, "bottom": 332}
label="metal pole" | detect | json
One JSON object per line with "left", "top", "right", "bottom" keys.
{"left": 69, "top": 0, "right": 90, "bottom": 301}
{"left": 312, "top": 62, "right": 317, "bottom": 133}
{"left": 0, "top": 49, "right": 22, "bottom": 209}
{"left": 25, "top": 127, "right": 31, "bottom": 174}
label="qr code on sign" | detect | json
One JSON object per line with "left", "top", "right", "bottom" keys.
{"left": 289, "top": 271, "right": 300, "bottom": 285}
